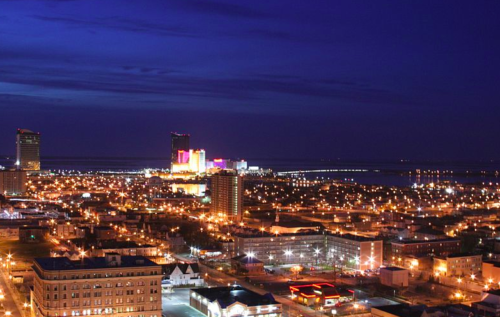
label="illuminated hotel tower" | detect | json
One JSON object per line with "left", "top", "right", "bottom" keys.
{"left": 16, "top": 128, "right": 41, "bottom": 170}
{"left": 171, "top": 132, "right": 190, "bottom": 166}
{"left": 211, "top": 171, "right": 243, "bottom": 221}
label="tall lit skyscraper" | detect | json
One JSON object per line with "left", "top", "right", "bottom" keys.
{"left": 171, "top": 132, "right": 190, "bottom": 165}
{"left": 189, "top": 149, "right": 206, "bottom": 174}
{"left": 211, "top": 171, "right": 243, "bottom": 221}
{"left": 16, "top": 128, "right": 41, "bottom": 170}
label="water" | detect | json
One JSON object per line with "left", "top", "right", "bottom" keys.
{"left": 1, "top": 156, "right": 498, "bottom": 186}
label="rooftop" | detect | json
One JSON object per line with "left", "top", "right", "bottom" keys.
{"left": 372, "top": 304, "right": 425, "bottom": 317}
{"left": 392, "top": 238, "right": 460, "bottom": 245}
{"left": 192, "top": 286, "right": 278, "bottom": 308}
{"left": 327, "top": 232, "right": 381, "bottom": 242}
{"left": 381, "top": 267, "right": 407, "bottom": 271}
{"left": 34, "top": 256, "right": 159, "bottom": 271}
{"left": 446, "top": 252, "right": 481, "bottom": 258}
{"left": 414, "top": 227, "right": 446, "bottom": 235}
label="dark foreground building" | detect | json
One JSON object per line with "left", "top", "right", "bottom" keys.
{"left": 190, "top": 286, "right": 282, "bottom": 317}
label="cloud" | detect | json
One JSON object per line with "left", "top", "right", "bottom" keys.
{"left": 170, "top": 0, "right": 270, "bottom": 19}
{"left": 0, "top": 93, "right": 66, "bottom": 104}
{"left": 31, "top": 15, "right": 198, "bottom": 38}
{"left": 0, "top": 58, "right": 414, "bottom": 109}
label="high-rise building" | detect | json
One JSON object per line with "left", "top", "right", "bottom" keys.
{"left": 210, "top": 171, "right": 243, "bottom": 221}
{"left": 0, "top": 170, "right": 27, "bottom": 195}
{"left": 170, "top": 132, "right": 189, "bottom": 166}
{"left": 189, "top": 149, "right": 206, "bottom": 174}
{"left": 31, "top": 254, "right": 162, "bottom": 317}
{"left": 177, "top": 150, "right": 190, "bottom": 164}
{"left": 16, "top": 128, "right": 41, "bottom": 170}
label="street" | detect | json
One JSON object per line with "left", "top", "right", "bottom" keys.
{"left": 0, "top": 269, "right": 23, "bottom": 317}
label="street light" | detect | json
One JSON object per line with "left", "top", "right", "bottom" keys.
{"left": 314, "top": 249, "right": 321, "bottom": 266}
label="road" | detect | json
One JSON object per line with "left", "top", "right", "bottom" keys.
{"left": 0, "top": 269, "right": 24, "bottom": 317}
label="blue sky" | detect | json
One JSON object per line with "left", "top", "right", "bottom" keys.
{"left": 1, "top": 0, "right": 500, "bottom": 160}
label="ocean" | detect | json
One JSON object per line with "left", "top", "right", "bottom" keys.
{"left": 1, "top": 156, "right": 499, "bottom": 186}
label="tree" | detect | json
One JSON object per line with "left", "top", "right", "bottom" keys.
{"left": 290, "top": 265, "right": 303, "bottom": 280}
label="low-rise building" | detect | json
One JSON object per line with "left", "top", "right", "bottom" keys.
{"left": 483, "top": 261, "right": 500, "bottom": 281}
{"left": 472, "top": 289, "right": 500, "bottom": 317}
{"left": 190, "top": 286, "right": 281, "bottom": 317}
{"left": 433, "top": 253, "right": 482, "bottom": 277}
{"left": 19, "top": 226, "right": 49, "bottom": 243}
{"left": 289, "top": 283, "right": 353, "bottom": 307}
{"left": 327, "top": 233, "right": 384, "bottom": 271}
{"left": 93, "top": 226, "right": 117, "bottom": 240}
{"left": 0, "top": 226, "right": 19, "bottom": 238}
{"left": 379, "top": 267, "right": 409, "bottom": 288}
{"left": 90, "top": 240, "right": 159, "bottom": 257}
{"left": 161, "top": 263, "right": 203, "bottom": 287}
{"left": 391, "top": 238, "right": 461, "bottom": 257}
{"left": 233, "top": 231, "right": 325, "bottom": 265}
{"left": 413, "top": 228, "right": 447, "bottom": 240}
{"left": 233, "top": 231, "right": 384, "bottom": 270}
{"left": 231, "top": 254, "right": 264, "bottom": 275}
{"left": 31, "top": 253, "right": 162, "bottom": 317}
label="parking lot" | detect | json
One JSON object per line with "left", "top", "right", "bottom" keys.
{"left": 162, "top": 288, "right": 206, "bottom": 317}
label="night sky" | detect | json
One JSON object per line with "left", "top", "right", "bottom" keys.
{"left": 1, "top": 1, "right": 500, "bottom": 161}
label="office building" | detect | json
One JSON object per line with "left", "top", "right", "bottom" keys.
{"left": 16, "top": 128, "right": 41, "bottom": 170}
{"left": 31, "top": 254, "right": 162, "bottom": 317}
{"left": 0, "top": 169, "right": 27, "bottom": 195}
{"left": 171, "top": 133, "right": 190, "bottom": 166}
{"left": 190, "top": 286, "right": 281, "bottom": 317}
{"left": 211, "top": 171, "right": 243, "bottom": 221}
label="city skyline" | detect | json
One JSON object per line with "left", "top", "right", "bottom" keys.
{"left": 2, "top": 1, "right": 500, "bottom": 160}
{"left": 3, "top": 2, "right": 500, "bottom": 316}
